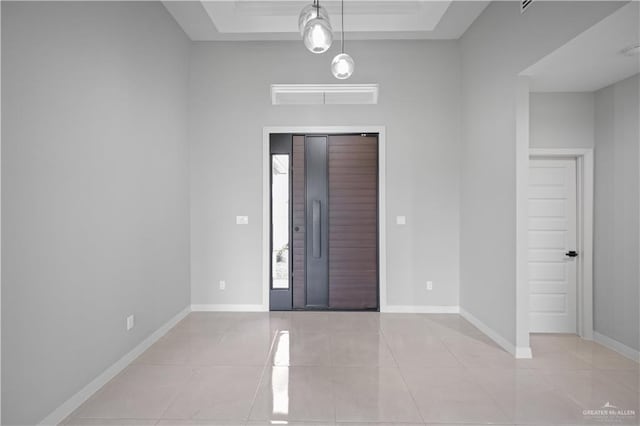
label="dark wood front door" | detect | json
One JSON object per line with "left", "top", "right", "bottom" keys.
{"left": 269, "top": 133, "right": 379, "bottom": 311}
{"left": 327, "top": 135, "right": 378, "bottom": 309}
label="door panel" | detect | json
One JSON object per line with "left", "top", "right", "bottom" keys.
{"left": 305, "top": 136, "right": 329, "bottom": 308}
{"left": 528, "top": 158, "right": 577, "bottom": 333}
{"left": 292, "top": 136, "right": 306, "bottom": 309}
{"left": 328, "top": 135, "right": 378, "bottom": 309}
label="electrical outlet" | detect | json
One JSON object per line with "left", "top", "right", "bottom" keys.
{"left": 219, "top": 280, "right": 226, "bottom": 290}
{"left": 236, "top": 216, "right": 249, "bottom": 225}
{"left": 126, "top": 315, "right": 135, "bottom": 331}
{"left": 396, "top": 216, "right": 406, "bottom": 225}
{"left": 426, "top": 281, "right": 433, "bottom": 291}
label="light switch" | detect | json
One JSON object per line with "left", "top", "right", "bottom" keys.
{"left": 126, "top": 315, "right": 135, "bottom": 331}
{"left": 236, "top": 216, "right": 249, "bottom": 225}
{"left": 396, "top": 216, "right": 406, "bottom": 225}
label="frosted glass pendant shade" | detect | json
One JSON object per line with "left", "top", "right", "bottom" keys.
{"left": 298, "top": 4, "right": 330, "bottom": 36}
{"left": 331, "top": 53, "right": 354, "bottom": 79}
{"left": 303, "top": 18, "right": 333, "bottom": 54}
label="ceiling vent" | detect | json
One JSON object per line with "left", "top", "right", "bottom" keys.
{"left": 271, "top": 84, "right": 379, "bottom": 106}
{"left": 521, "top": 0, "right": 534, "bottom": 14}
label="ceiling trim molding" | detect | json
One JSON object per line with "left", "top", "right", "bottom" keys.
{"left": 162, "top": 1, "right": 490, "bottom": 41}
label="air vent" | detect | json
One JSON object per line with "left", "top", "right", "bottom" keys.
{"left": 521, "top": 0, "right": 534, "bottom": 13}
{"left": 271, "top": 84, "right": 379, "bottom": 105}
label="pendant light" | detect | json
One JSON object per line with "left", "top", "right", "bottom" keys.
{"left": 302, "top": 0, "right": 333, "bottom": 54}
{"left": 298, "top": 1, "right": 330, "bottom": 36}
{"left": 331, "top": 0, "right": 354, "bottom": 79}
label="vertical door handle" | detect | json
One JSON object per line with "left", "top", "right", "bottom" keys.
{"left": 312, "top": 200, "right": 321, "bottom": 258}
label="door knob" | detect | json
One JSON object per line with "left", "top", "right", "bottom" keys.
{"left": 565, "top": 251, "right": 578, "bottom": 258}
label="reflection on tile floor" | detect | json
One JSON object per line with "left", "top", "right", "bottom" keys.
{"left": 63, "top": 312, "right": 639, "bottom": 425}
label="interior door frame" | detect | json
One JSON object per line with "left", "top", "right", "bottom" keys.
{"left": 527, "top": 148, "right": 594, "bottom": 341}
{"left": 262, "top": 126, "right": 387, "bottom": 312}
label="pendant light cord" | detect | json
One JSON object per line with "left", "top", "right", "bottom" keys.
{"left": 341, "top": 0, "right": 345, "bottom": 53}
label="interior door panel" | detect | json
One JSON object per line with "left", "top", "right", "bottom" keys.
{"left": 528, "top": 158, "right": 577, "bottom": 333}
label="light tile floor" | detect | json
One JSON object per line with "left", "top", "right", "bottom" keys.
{"left": 63, "top": 312, "right": 639, "bottom": 426}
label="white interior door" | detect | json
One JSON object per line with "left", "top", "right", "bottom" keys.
{"left": 528, "top": 158, "right": 578, "bottom": 333}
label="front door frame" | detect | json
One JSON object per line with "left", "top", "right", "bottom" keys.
{"left": 262, "top": 126, "right": 387, "bottom": 312}
{"left": 527, "top": 148, "right": 594, "bottom": 340}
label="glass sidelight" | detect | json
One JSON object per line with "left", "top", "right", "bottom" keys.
{"left": 271, "top": 154, "right": 290, "bottom": 290}
{"left": 270, "top": 134, "right": 294, "bottom": 310}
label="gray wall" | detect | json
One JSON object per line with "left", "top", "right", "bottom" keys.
{"left": 594, "top": 74, "right": 640, "bottom": 351}
{"left": 189, "top": 40, "right": 461, "bottom": 308}
{"left": 530, "top": 93, "right": 595, "bottom": 149}
{"left": 1, "top": 2, "right": 191, "bottom": 424}
{"left": 459, "top": 1, "right": 623, "bottom": 346}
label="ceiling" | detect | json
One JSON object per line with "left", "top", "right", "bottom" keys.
{"left": 162, "top": 0, "right": 490, "bottom": 41}
{"left": 523, "top": 1, "right": 639, "bottom": 92}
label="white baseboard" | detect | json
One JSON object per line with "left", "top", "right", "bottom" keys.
{"left": 594, "top": 331, "right": 640, "bottom": 363}
{"left": 515, "top": 346, "right": 533, "bottom": 359}
{"left": 38, "top": 306, "right": 191, "bottom": 426}
{"left": 191, "top": 304, "right": 268, "bottom": 312}
{"left": 459, "top": 307, "right": 532, "bottom": 359}
{"left": 191, "top": 304, "right": 458, "bottom": 314}
{"left": 382, "top": 305, "right": 460, "bottom": 314}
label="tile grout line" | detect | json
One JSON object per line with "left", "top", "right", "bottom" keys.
{"left": 327, "top": 320, "right": 337, "bottom": 424}
{"left": 412, "top": 316, "right": 521, "bottom": 425}
{"left": 378, "top": 321, "right": 427, "bottom": 425}
{"left": 153, "top": 317, "right": 238, "bottom": 423}
{"left": 439, "top": 324, "right": 621, "bottom": 423}
{"left": 429, "top": 319, "right": 518, "bottom": 424}
{"left": 245, "top": 326, "right": 281, "bottom": 424}
{"left": 154, "top": 320, "right": 209, "bottom": 422}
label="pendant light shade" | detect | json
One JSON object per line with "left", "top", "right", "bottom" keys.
{"left": 331, "top": 0, "right": 354, "bottom": 79}
{"left": 331, "top": 53, "right": 354, "bottom": 79}
{"left": 298, "top": 3, "right": 330, "bottom": 36}
{"left": 303, "top": 17, "right": 333, "bottom": 54}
